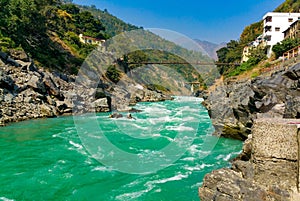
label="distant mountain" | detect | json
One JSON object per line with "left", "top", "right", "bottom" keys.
{"left": 194, "top": 40, "right": 226, "bottom": 60}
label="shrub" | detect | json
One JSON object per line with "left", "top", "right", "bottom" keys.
{"left": 272, "top": 38, "right": 300, "bottom": 58}
{"left": 105, "top": 65, "right": 121, "bottom": 83}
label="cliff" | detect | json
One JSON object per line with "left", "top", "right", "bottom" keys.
{"left": 202, "top": 64, "right": 300, "bottom": 140}
{"left": 0, "top": 50, "right": 171, "bottom": 126}
{"left": 199, "top": 63, "right": 300, "bottom": 200}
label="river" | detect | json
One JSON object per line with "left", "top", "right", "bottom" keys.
{"left": 0, "top": 96, "right": 242, "bottom": 201}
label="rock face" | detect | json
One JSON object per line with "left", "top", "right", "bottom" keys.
{"left": 0, "top": 50, "right": 172, "bottom": 126}
{"left": 203, "top": 64, "right": 300, "bottom": 140}
{"left": 0, "top": 54, "right": 111, "bottom": 125}
{"left": 199, "top": 118, "right": 300, "bottom": 201}
{"left": 200, "top": 64, "right": 300, "bottom": 201}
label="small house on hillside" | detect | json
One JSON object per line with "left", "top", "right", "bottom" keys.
{"left": 79, "top": 34, "right": 105, "bottom": 45}
{"left": 242, "top": 35, "right": 266, "bottom": 62}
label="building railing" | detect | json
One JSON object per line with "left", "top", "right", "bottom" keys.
{"left": 258, "top": 50, "right": 300, "bottom": 76}
{"left": 283, "top": 45, "right": 300, "bottom": 60}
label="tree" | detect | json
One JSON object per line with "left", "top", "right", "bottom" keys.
{"left": 216, "top": 40, "right": 242, "bottom": 75}
{"left": 127, "top": 50, "right": 148, "bottom": 69}
{"left": 105, "top": 65, "right": 121, "bottom": 83}
{"left": 272, "top": 38, "right": 300, "bottom": 58}
{"left": 60, "top": 3, "right": 80, "bottom": 15}
{"left": 216, "top": 47, "right": 229, "bottom": 74}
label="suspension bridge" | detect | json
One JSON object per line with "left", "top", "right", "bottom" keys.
{"left": 126, "top": 61, "right": 240, "bottom": 93}
{"left": 127, "top": 61, "right": 240, "bottom": 66}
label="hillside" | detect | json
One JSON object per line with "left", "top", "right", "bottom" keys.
{"left": 274, "top": 0, "right": 300, "bottom": 12}
{"left": 215, "top": 0, "right": 300, "bottom": 78}
{"left": 0, "top": 1, "right": 141, "bottom": 74}
{"left": 76, "top": 4, "right": 219, "bottom": 88}
{"left": 78, "top": 5, "right": 140, "bottom": 37}
{"left": 0, "top": 0, "right": 221, "bottom": 102}
{"left": 200, "top": 1, "right": 300, "bottom": 200}
{"left": 0, "top": 1, "right": 215, "bottom": 86}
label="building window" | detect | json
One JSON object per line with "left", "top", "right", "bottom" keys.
{"left": 265, "top": 35, "right": 271, "bottom": 42}
{"left": 265, "top": 16, "right": 272, "bottom": 22}
{"left": 275, "top": 27, "right": 280, "bottom": 31}
{"left": 288, "top": 18, "right": 293, "bottom": 22}
{"left": 265, "top": 26, "right": 272, "bottom": 32}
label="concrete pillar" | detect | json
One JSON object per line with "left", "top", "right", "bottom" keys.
{"left": 297, "top": 124, "right": 300, "bottom": 193}
{"left": 252, "top": 118, "right": 299, "bottom": 191}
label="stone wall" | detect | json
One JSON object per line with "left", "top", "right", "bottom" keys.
{"left": 199, "top": 118, "right": 300, "bottom": 201}
{"left": 252, "top": 118, "right": 299, "bottom": 191}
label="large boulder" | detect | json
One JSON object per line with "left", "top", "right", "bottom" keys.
{"left": 92, "top": 98, "right": 110, "bottom": 112}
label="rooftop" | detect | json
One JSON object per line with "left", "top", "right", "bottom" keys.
{"left": 263, "top": 12, "right": 300, "bottom": 20}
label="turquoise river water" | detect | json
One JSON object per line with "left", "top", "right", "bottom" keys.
{"left": 0, "top": 97, "right": 242, "bottom": 201}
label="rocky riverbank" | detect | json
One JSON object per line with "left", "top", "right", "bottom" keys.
{"left": 202, "top": 64, "right": 300, "bottom": 140}
{"left": 0, "top": 50, "right": 172, "bottom": 126}
{"left": 199, "top": 63, "right": 300, "bottom": 200}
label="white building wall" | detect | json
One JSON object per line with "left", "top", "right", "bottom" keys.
{"left": 262, "top": 12, "right": 300, "bottom": 57}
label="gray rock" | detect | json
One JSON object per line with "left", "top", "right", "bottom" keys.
{"left": 39, "top": 104, "right": 57, "bottom": 117}
{"left": 203, "top": 63, "right": 300, "bottom": 140}
{"left": 9, "top": 50, "right": 30, "bottom": 62}
{"left": 0, "top": 51, "right": 175, "bottom": 126}
{"left": 27, "top": 75, "right": 40, "bottom": 89}
{"left": 92, "top": 98, "right": 110, "bottom": 112}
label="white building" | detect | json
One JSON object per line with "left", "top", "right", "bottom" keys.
{"left": 242, "top": 35, "right": 266, "bottom": 62}
{"left": 79, "top": 34, "right": 105, "bottom": 46}
{"left": 262, "top": 12, "right": 300, "bottom": 57}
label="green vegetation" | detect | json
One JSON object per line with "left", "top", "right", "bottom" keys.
{"left": 105, "top": 65, "right": 122, "bottom": 83}
{"left": 126, "top": 49, "right": 204, "bottom": 82}
{"left": 274, "top": 0, "right": 300, "bottom": 12}
{"left": 272, "top": 38, "right": 300, "bottom": 58}
{"left": 0, "top": 33, "right": 17, "bottom": 52}
{"left": 240, "top": 21, "right": 263, "bottom": 45}
{"left": 216, "top": 40, "right": 242, "bottom": 75}
{"left": 146, "top": 84, "right": 170, "bottom": 93}
{"left": 59, "top": 4, "right": 107, "bottom": 39}
{"left": 0, "top": 0, "right": 218, "bottom": 94}
{"left": 0, "top": 0, "right": 142, "bottom": 73}
{"left": 225, "top": 46, "right": 266, "bottom": 77}
{"left": 105, "top": 29, "right": 217, "bottom": 89}
{"left": 251, "top": 71, "right": 260, "bottom": 78}
{"left": 78, "top": 5, "right": 140, "bottom": 37}
{"left": 0, "top": 0, "right": 105, "bottom": 72}
{"left": 109, "top": 48, "right": 210, "bottom": 90}
{"left": 216, "top": 20, "right": 264, "bottom": 77}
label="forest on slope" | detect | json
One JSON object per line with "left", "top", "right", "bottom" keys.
{"left": 0, "top": 0, "right": 217, "bottom": 90}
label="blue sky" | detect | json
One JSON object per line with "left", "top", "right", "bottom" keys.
{"left": 72, "top": 0, "right": 285, "bottom": 44}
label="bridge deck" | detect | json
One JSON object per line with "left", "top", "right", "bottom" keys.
{"left": 127, "top": 62, "right": 240, "bottom": 66}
